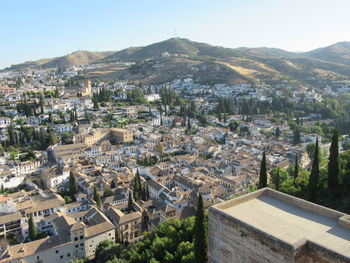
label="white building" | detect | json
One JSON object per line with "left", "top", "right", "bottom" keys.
{"left": 0, "top": 171, "right": 24, "bottom": 189}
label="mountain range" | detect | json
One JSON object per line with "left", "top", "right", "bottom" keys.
{"left": 4, "top": 38, "right": 350, "bottom": 85}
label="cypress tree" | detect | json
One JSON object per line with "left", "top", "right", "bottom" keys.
{"left": 8, "top": 125, "right": 15, "bottom": 146}
{"left": 141, "top": 184, "right": 146, "bottom": 201}
{"left": 70, "top": 111, "right": 75, "bottom": 122}
{"left": 258, "top": 151, "right": 268, "bottom": 189}
{"left": 327, "top": 129, "right": 339, "bottom": 193}
{"left": 307, "top": 138, "right": 320, "bottom": 203}
{"left": 194, "top": 194, "right": 207, "bottom": 263}
{"left": 28, "top": 214, "right": 37, "bottom": 241}
{"left": 133, "top": 170, "right": 142, "bottom": 200}
{"left": 54, "top": 86, "right": 59, "bottom": 98}
{"left": 93, "top": 186, "right": 102, "bottom": 208}
{"left": 96, "top": 193, "right": 102, "bottom": 208}
{"left": 145, "top": 184, "right": 150, "bottom": 200}
{"left": 276, "top": 168, "right": 280, "bottom": 191}
{"left": 39, "top": 94, "right": 44, "bottom": 114}
{"left": 293, "top": 128, "right": 301, "bottom": 145}
{"left": 92, "top": 93, "right": 99, "bottom": 109}
{"left": 275, "top": 127, "right": 281, "bottom": 138}
{"left": 127, "top": 191, "right": 134, "bottom": 213}
{"left": 294, "top": 154, "right": 299, "bottom": 183}
{"left": 110, "top": 180, "right": 116, "bottom": 189}
{"left": 187, "top": 118, "right": 191, "bottom": 130}
{"left": 93, "top": 185, "right": 98, "bottom": 202}
{"left": 69, "top": 171, "right": 77, "bottom": 196}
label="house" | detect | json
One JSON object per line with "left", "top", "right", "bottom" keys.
{"left": 0, "top": 171, "right": 24, "bottom": 189}
{"left": 0, "top": 207, "right": 115, "bottom": 263}
{"left": 107, "top": 207, "right": 143, "bottom": 243}
{"left": 0, "top": 118, "right": 11, "bottom": 128}
{"left": 0, "top": 86, "right": 16, "bottom": 95}
{"left": 147, "top": 180, "right": 170, "bottom": 199}
{"left": 9, "top": 160, "right": 43, "bottom": 176}
{"left": 54, "top": 124, "right": 74, "bottom": 133}
{"left": 0, "top": 212, "right": 22, "bottom": 238}
{"left": 44, "top": 166, "right": 70, "bottom": 189}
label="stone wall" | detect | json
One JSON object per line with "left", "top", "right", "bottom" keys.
{"left": 208, "top": 188, "right": 350, "bottom": 263}
{"left": 208, "top": 207, "right": 298, "bottom": 263}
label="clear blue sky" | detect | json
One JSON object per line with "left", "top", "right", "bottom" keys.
{"left": 1, "top": 0, "right": 349, "bottom": 69}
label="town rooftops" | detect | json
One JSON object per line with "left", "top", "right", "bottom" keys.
{"left": 0, "top": 212, "right": 21, "bottom": 225}
{"left": 210, "top": 188, "right": 350, "bottom": 261}
{"left": 85, "top": 221, "right": 115, "bottom": 238}
{"left": 0, "top": 235, "right": 66, "bottom": 262}
{"left": 107, "top": 207, "right": 142, "bottom": 225}
{"left": 52, "top": 143, "right": 87, "bottom": 152}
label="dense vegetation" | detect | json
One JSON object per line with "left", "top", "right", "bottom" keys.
{"left": 69, "top": 194, "right": 207, "bottom": 263}
{"left": 68, "top": 216, "right": 206, "bottom": 263}
{"left": 261, "top": 129, "right": 350, "bottom": 213}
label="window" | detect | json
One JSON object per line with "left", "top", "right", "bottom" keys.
{"left": 60, "top": 256, "right": 63, "bottom": 259}
{"left": 37, "top": 256, "right": 39, "bottom": 260}
{"left": 56, "top": 250, "right": 59, "bottom": 254}
{"left": 74, "top": 237, "right": 78, "bottom": 241}
{"left": 67, "top": 253, "right": 70, "bottom": 257}
{"left": 80, "top": 235, "right": 83, "bottom": 239}
{"left": 80, "top": 243, "right": 84, "bottom": 246}
{"left": 75, "top": 245, "right": 78, "bottom": 248}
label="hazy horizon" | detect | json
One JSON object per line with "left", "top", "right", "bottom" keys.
{"left": 1, "top": 0, "right": 350, "bottom": 69}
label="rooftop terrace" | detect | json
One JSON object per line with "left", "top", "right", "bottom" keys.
{"left": 211, "top": 188, "right": 350, "bottom": 260}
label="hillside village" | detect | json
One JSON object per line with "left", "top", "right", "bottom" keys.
{"left": 0, "top": 43, "right": 350, "bottom": 262}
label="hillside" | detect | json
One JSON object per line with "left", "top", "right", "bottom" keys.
{"left": 237, "top": 47, "right": 297, "bottom": 58}
{"left": 303, "top": 41, "right": 350, "bottom": 66}
{"left": 4, "top": 38, "right": 350, "bottom": 85}
{"left": 6, "top": 50, "right": 114, "bottom": 71}
{"left": 103, "top": 38, "right": 244, "bottom": 62}
{"left": 88, "top": 38, "right": 350, "bottom": 85}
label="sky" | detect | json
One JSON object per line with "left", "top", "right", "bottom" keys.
{"left": 1, "top": 0, "right": 350, "bottom": 69}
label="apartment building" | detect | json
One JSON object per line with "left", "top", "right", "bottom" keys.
{"left": 49, "top": 143, "right": 87, "bottom": 165}
{"left": 0, "top": 212, "right": 22, "bottom": 238}
{"left": 0, "top": 190, "right": 65, "bottom": 220}
{"left": 75, "top": 129, "right": 111, "bottom": 146}
{"left": 0, "top": 207, "right": 115, "bottom": 263}
{"left": 110, "top": 128, "right": 133, "bottom": 143}
{"left": 76, "top": 128, "right": 134, "bottom": 146}
{"left": 107, "top": 207, "right": 143, "bottom": 243}
{"left": 9, "top": 160, "right": 44, "bottom": 176}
